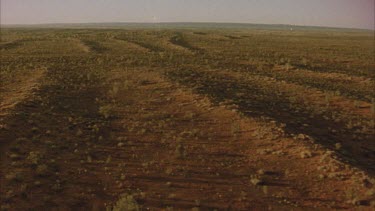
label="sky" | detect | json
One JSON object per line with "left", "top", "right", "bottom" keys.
{"left": 1, "top": 0, "right": 374, "bottom": 29}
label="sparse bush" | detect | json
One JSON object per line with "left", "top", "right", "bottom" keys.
{"left": 99, "top": 104, "right": 115, "bottom": 119}
{"left": 111, "top": 193, "right": 140, "bottom": 211}
{"left": 250, "top": 175, "right": 264, "bottom": 186}
{"left": 36, "top": 164, "right": 49, "bottom": 176}
{"left": 300, "top": 150, "right": 313, "bottom": 159}
{"left": 175, "top": 142, "right": 186, "bottom": 159}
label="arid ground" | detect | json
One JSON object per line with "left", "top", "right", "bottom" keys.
{"left": 1, "top": 26, "right": 374, "bottom": 210}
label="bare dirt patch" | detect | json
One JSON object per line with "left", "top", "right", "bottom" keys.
{"left": 0, "top": 69, "right": 45, "bottom": 118}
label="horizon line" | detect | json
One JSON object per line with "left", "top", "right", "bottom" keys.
{"left": 1, "top": 21, "right": 374, "bottom": 31}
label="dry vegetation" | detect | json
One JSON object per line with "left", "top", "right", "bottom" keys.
{"left": 0, "top": 27, "right": 374, "bottom": 210}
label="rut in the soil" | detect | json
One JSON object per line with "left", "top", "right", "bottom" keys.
{"left": 166, "top": 68, "right": 375, "bottom": 175}
{"left": 1, "top": 67, "right": 373, "bottom": 210}
{"left": 114, "top": 36, "right": 165, "bottom": 53}
{"left": 0, "top": 64, "right": 113, "bottom": 209}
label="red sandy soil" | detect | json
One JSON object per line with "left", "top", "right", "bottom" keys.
{"left": 0, "top": 68, "right": 374, "bottom": 210}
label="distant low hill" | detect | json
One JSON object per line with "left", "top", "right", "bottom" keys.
{"left": 1, "top": 22, "right": 372, "bottom": 31}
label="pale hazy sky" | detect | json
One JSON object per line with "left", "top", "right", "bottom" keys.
{"left": 1, "top": 0, "right": 374, "bottom": 29}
